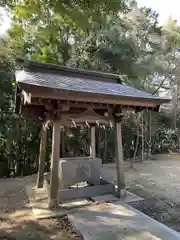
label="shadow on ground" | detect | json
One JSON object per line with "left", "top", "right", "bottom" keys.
{"left": 0, "top": 217, "right": 74, "bottom": 240}
{"left": 0, "top": 175, "right": 81, "bottom": 240}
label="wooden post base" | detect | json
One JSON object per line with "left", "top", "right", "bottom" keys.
{"left": 116, "top": 188, "right": 127, "bottom": 198}
{"left": 48, "top": 198, "right": 59, "bottom": 209}
{"left": 37, "top": 181, "right": 44, "bottom": 188}
{"left": 120, "top": 188, "right": 127, "bottom": 197}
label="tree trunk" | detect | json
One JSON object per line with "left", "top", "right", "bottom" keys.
{"left": 15, "top": 117, "right": 21, "bottom": 176}
{"left": 131, "top": 112, "right": 140, "bottom": 168}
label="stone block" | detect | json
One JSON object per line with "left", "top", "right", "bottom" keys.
{"left": 58, "top": 183, "right": 115, "bottom": 201}
{"left": 58, "top": 157, "right": 102, "bottom": 189}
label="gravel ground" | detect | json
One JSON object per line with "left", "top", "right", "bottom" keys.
{"left": 102, "top": 158, "right": 180, "bottom": 232}
{"left": 0, "top": 175, "right": 83, "bottom": 240}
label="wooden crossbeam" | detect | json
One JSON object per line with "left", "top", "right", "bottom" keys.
{"left": 18, "top": 84, "right": 160, "bottom": 108}
{"left": 30, "top": 98, "right": 114, "bottom": 110}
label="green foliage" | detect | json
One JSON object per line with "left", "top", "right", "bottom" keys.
{"left": 0, "top": 1, "right": 180, "bottom": 177}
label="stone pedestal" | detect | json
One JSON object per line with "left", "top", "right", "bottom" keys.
{"left": 58, "top": 157, "right": 102, "bottom": 189}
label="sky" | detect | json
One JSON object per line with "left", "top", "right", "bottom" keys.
{"left": 0, "top": 7, "right": 11, "bottom": 34}
{"left": 0, "top": 1, "right": 180, "bottom": 34}
{"left": 137, "top": 0, "right": 180, "bottom": 25}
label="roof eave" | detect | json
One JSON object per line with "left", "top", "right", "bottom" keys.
{"left": 16, "top": 82, "right": 168, "bottom": 111}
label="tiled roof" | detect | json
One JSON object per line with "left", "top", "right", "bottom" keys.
{"left": 16, "top": 70, "right": 169, "bottom": 102}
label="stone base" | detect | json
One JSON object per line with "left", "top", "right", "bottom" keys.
{"left": 58, "top": 181, "right": 115, "bottom": 202}
{"left": 26, "top": 179, "right": 144, "bottom": 219}
{"left": 90, "top": 191, "right": 144, "bottom": 203}
{"left": 59, "top": 157, "right": 102, "bottom": 189}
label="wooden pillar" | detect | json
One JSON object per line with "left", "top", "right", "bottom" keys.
{"left": 115, "top": 119, "right": 126, "bottom": 197}
{"left": 37, "top": 124, "right": 47, "bottom": 188}
{"left": 60, "top": 129, "right": 65, "bottom": 158}
{"left": 90, "top": 126, "right": 96, "bottom": 158}
{"left": 48, "top": 121, "right": 61, "bottom": 209}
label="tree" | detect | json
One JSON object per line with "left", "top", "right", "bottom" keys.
{"left": 0, "top": 1, "right": 180, "bottom": 177}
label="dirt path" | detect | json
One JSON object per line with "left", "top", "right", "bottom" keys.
{"left": 102, "top": 159, "right": 180, "bottom": 231}
{"left": 0, "top": 175, "right": 80, "bottom": 240}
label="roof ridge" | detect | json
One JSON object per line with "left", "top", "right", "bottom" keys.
{"left": 16, "top": 58, "right": 122, "bottom": 83}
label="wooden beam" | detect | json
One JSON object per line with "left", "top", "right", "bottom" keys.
{"left": 48, "top": 121, "right": 61, "bottom": 209}
{"left": 115, "top": 119, "right": 126, "bottom": 197}
{"left": 21, "top": 105, "right": 113, "bottom": 123}
{"left": 31, "top": 98, "right": 113, "bottom": 110}
{"left": 33, "top": 91, "right": 157, "bottom": 107}
{"left": 19, "top": 84, "right": 162, "bottom": 108}
{"left": 58, "top": 111, "right": 112, "bottom": 122}
{"left": 62, "top": 114, "right": 111, "bottom": 122}
{"left": 37, "top": 125, "right": 47, "bottom": 188}
{"left": 90, "top": 126, "right": 96, "bottom": 158}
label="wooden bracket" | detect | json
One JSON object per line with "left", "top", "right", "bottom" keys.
{"left": 22, "top": 90, "right": 31, "bottom": 104}
{"left": 114, "top": 112, "right": 124, "bottom": 123}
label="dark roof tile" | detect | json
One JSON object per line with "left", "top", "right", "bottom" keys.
{"left": 16, "top": 70, "right": 169, "bottom": 102}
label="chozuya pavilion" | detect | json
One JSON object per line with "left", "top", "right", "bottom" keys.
{"left": 15, "top": 59, "right": 169, "bottom": 209}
